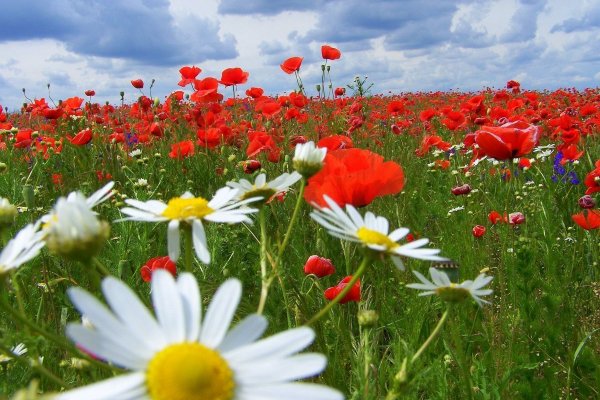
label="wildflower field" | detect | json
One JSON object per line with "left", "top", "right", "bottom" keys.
{"left": 1, "top": 46, "right": 599, "bottom": 399}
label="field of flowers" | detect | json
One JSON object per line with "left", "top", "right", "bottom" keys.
{"left": 1, "top": 45, "right": 599, "bottom": 399}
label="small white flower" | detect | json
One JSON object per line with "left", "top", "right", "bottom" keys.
{"left": 406, "top": 267, "right": 493, "bottom": 306}
{"left": 0, "top": 343, "right": 28, "bottom": 363}
{"left": 118, "top": 187, "right": 259, "bottom": 264}
{"left": 293, "top": 141, "right": 327, "bottom": 178}
{"left": 447, "top": 206, "right": 464, "bottom": 215}
{"left": 133, "top": 178, "right": 148, "bottom": 188}
{"left": 129, "top": 148, "right": 142, "bottom": 158}
{"left": 227, "top": 172, "right": 302, "bottom": 203}
{"left": 310, "top": 195, "right": 447, "bottom": 270}
{"left": 0, "top": 223, "right": 45, "bottom": 274}
{"left": 55, "top": 271, "right": 343, "bottom": 400}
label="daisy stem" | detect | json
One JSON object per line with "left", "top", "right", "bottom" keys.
{"left": 183, "top": 224, "right": 193, "bottom": 273}
{"left": 277, "top": 179, "right": 305, "bottom": 261}
{"left": 305, "top": 255, "right": 369, "bottom": 326}
{"left": 92, "top": 257, "right": 111, "bottom": 277}
{"left": 257, "top": 209, "right": 270, "bottom": 315}
{"left": 0, "top": 343, "right": 69, "bottom": 389}
{"left": 411, "top": 307, "right": 450, "bottom": 363}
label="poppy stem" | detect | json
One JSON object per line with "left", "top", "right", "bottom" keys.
{"left": 304, "top": 255, "right": 369, "bottom": 326}
{"left": 277, "top": 179, "right": 305, "bottom": 261}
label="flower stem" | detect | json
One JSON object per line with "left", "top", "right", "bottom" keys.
{"left": 277, "top": 179, "right": 305, "bottom": 261}
{"left": 305, "top": 255, "right": 369, "bottom": 326}
{"left": 257, "top": 209, "right": 271, "bottom": 315}
{"left": 93, "top": 257, "right": 111, "bottom": 277}
{"left": 0, "top": 343, "right": 69, "bottom": 388}
{"left": 411, "top": 308, "right": 450, "bottom": 363}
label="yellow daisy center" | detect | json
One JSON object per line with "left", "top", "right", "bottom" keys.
{"left": 240, "top": 187, "right": 275, "bottom": 202}
{"left": 162, "top": 197, "right": 214, "bottom": 220}
{"left": 356, "top": 227, "right": 399, "bottom": 250}
{"left": 435, "top": 285, "right": 471, "bottom": 303}
{"left": 146, "top": 342, "right": 235, "bottom": 400}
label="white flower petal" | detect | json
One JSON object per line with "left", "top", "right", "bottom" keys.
{"left": 200, "top": 279, "right": 242, "bottom": 348}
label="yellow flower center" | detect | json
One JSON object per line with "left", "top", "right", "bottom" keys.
{"left": 356, "top": 227, "right": 399, "bottom": 250}
{"left": 162, "top": 197, "right": 214, "bottom": 220}
{"left": 435, "top": 285, "right": 470, "bottom": 303}
{"left": 240, "top": 187, "right": 275, "bottom": 202}
{"left": 146, "top": 342, "right": 234, "bottom": 400}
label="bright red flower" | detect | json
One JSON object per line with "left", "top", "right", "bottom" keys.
{"left": 247, "top": 131, "right": 281, "bottom": 162}
{"left": 572, "top": 209, "right": 600, "bottom": 230}
{"left": 518, "top": 158, "right": 532, "bottom": 169}
{"left": 43, "top": 108, "right": 63, "bottom": 120}
{"left": 68, "top": 129, "right": 93, "bottom": 146}
{"left": 488, "top": 210, "right": 507, "bottom": 224}
{"left": 321, "top": 45, "right": 341, "bottom": 60}
{"left": 178, "top": 66, "right": 202, "bottom": 87}
{"left": 191, "top": 77, "right": 223, "bottom": 103}
{"left": 324, "top": 276, "right": 360, "bottom": 304}
{"left": 334, "top": 87, "right": 345, "bottom": 97}
{"left": 131, "top": 79, "right": 144, "bottom": 89}
{"left": 280, "top": 57, "right": 303, "bottom": 74}
{"left": 474, "top": 120, "right": 539, "bottom": 160}
{"left": 317, "top": 135, "right": 353, "bottom": 151}
{"left": 472, "top": 225, "right": 486, "bottom": 238}
{"left": 169, "top": 140, "right": 194, "bottom": 159}
{"left": 220, "top": 68, "right": 249, "bottom": 86}
{"left": 84, "top": 90, "right": 95, "bottom": 97}
{"left": 304, "top": 148, "right": 405, "bottom": 208}
{"left": 140, "top": 256, "right": 177, "bottom": 282}
{"left": 246, "top": 87, "right": 264, "bottom": 98}
{"left": 242, "top": 159, "right": 261, "bottom": 174}
{"left": 584, "top": 161, "right": 600, "bottom": 195}
{"left": 303, "top": 255, "right": 335, "bottom": 278}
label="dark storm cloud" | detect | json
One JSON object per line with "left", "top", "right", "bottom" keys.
{"left": 0, "top": 0, "right": 238, "bottom": 65}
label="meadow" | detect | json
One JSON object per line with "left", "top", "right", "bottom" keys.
{"left": 0, "top": 49, "right": 599, "bottom": 399}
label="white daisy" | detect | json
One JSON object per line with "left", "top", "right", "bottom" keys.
{"left": 118, "top": 187, "right": 259, "bottom": 264}
{"left": 66, "top": 181, "right": 115, "bottom": 210}
{"left": 310, "top": 195, "right": 447, "bottom": 270}
{"left": 0, "top": 343, "right": 28, "bottom": 363}
{"left": 406, "top": 267, "right": 493, "bottom": 307}
{"left": 55, "top": 270, "right": 343, "bottom": 400}
{"left": 226, "top": 172, "right": 302, "bottom": 203}
{"left": 293, "top": 141, "right": 327, "bottom": 178}
{"left": 0, "top": 222, "right": 45, "bottom": 274}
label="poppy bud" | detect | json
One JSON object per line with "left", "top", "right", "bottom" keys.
{"left": 324, "top": 276, "right": 361, "bottom": 304}
{"left": 131, "top": 79, "right": 144, "bottom": 89}
{"left": 140, "top": 256, "right": 177, "bottom": 282}
{"left": 303, "top": 255, "right": 335, "bottom": 278}
{"left": 472, "top": 225, "right": 486, "bottom": 238}
{"left": 578, "top": 195, "right": 596, "bottom": 209}
{"left": 84, "top": 90, "right": 95, "bottom": 97}
{"left": 451, "top": 184, "right": 472, "bottom": 196}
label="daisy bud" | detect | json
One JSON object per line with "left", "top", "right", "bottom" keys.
{"left": 578, "top": 195, "right": 596, "bottom": 209}
{"left": 303, "top": 255, "right": 335, "bottom": 278}
{"left": 0, "top": 198, "right": 17, "bottom": 226}
{"left": 293, "top": 141, "right": 327, "bottom": 179}
{"left": 357, "top": 309, "right": 379, "bottom": 327}
{"left": 0, "top": 162, "right": 7, "bottom": 173}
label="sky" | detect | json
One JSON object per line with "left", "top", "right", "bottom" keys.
{"left": 0, "top": 0, "right": 599, "bottom": 110}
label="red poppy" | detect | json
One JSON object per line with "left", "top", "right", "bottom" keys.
{"left": 178, "top": 66, "right": 201, "bottom": 87}
{"left": 140, "top": 256, "right": 177, "bottom": 282}
{"left": 321, "top": 45, "right": 341, "bottom": 60}
{"left": 131, "top": 79, "right": 144, "bottom": 89}
{"left": 451, "top": 184, "right": 471, "bottom": 196}
{"left": 191, "top": 77, "right": 223, "bottom": 103}
{"left": 246, "top": 87, "right": 264, "bottom": 98}
{"left": 169, "top": 140, "right": 195, "bottom": 159}
{"left": 584, "top": 160, "right": 600, "bottom": 195}
{"left": 220, "top": 68, "right": 249, "bottom": 86}
{"left": 317, "top": 135, "right": 353, "bottom": 151}
{"left": 518, "top": 158, "right": 532, "bottom": 169}
{"left": 572, "top": 209, "right": 600, "bottom": 230}
{"left": 84, "top": 90, "right": 95, "bottom": 97}
{"left": 52, "top": 173, "right": 63, "bottom": 187}
{"left": 280, "top": 57, "right": 303, "bottom": 74}
{"left": 303, "top": 255, "right": 335, "bottom": 278}
{"left": 334, "top": 87, "right": 345, "bottom": 97}
{"left": 246, "top": 131, "right": 281, "bottom": 162}
{"left": 578, "top": 195, "right": 596, "bottom": 209}
{"left": 324, "top": 276, "right": 360, "bottom": 304}
{"left": 472, "top": 225, "right": 486, "bottom": 238}
{"left": 43, "top": 108, "right": 63, "bottom": 120}
{"left": 197, "top": 128, "right": 222, "bottom": 149}
{"left": 474, "top": 120, "right": 539, "bottom": 160}
{"left": 304, "top": 148, "right": 405, "bottom": 208}
{"left": 508, "top": 212, "right": 525, "bottom": 225}
{"left": 488, "top": 210, "right": 507, "bottom": 224}
{"left": 415, "top": 134, "right": 450, "bottom": 156}
{"left": 242, "top": 159, "right": 261, "bottom": 174}
{"left": 68, "top": 129, "right": 93, "bottom": 146}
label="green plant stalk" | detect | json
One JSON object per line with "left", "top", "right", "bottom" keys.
{"left": 277, "top": 179, "right": 305, "bottom": 261}
{"left": 93, "top": 257, "right": 111, "bottom": 277}
{"left": 305, "top": 255, "right": 369, "bottom": 326}
{"left": 411, "top": 307, "right": 450, "bottom": 364}
{"left": 0, "top": 343, "right": 68, "bottom": 389}
{"left": 257, "top": 209, "right": 271, "bottom": 315}
{"left": 447, "top": 306, "right": 473, "bottom": 400}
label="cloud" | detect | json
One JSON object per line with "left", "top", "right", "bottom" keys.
{"left": 551, "top": 3, "right": 600, "bottom": 33}
{"left": 0, "top": 0, "right": 238, "bottom": 66}
{"left": 218, "top": 0, "right": 323, "bottom": 15}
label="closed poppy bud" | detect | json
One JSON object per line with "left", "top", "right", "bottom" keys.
{"left": 84, "top": 90, "right": 95, "bottom": 97}
{"left": 242, "top": 159, "right": 261, "bottom": 174}
{"left": 391, "top": 124, "right": 402, "bottom": 135}
{"left": 140, "top": 256, "right": 177, "bottom": 282}
{"left": 324, "top": 276, "right": 361, "bottom": 304}
{"left": 578, "top": 195, "right": 596, "bottom": 209}
{"left": 472, "top": 225, "right": 486, "bottom": 238}
{"left": 508, "top": 212, "right": 525, "bottom": 225}
{"left": 303, "top": 255, "right": 335, "bottom": 278}
{"left": 451, "top": 184, "right": 472, "bottom": 196}
{"left": 131, "top": 79, "right": 144, "bottom": 89}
